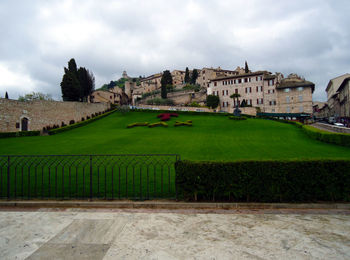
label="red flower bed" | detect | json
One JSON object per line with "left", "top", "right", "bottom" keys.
{"left": 157, "top": 113, "right": 178, "bottom": 121}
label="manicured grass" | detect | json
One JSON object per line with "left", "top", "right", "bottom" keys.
{"left": 1, "top": 111, "right": 350, "bottom": 160}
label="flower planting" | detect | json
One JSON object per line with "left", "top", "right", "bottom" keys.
{"left": 148, "top": 122, "right": 169, "bottom": 128}
{"left": 157, "top": 113, "right": 179, "bottom": 121}
{"left": 174, "top": 120, "right": 192, "bottom": 127}
{"left": 127, "top": 122, "right": 149, "bottom": 128}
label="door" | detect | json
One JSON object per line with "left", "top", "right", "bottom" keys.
{"left": 21, "top": 118, "right": 28, "bottom": 131}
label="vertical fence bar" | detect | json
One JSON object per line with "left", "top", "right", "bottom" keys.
{"left": 89, "top": 155, "right": 93, "bottom": 199}
{"left": 140, "top": 168, "right": 142, "bottom": 200}
{"left": 7, "top": 156, "right": 10, "bottom": 199}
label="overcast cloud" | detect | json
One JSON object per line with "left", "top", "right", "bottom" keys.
{"left": 0, "top": 0, "right": 350, "bottom": 101}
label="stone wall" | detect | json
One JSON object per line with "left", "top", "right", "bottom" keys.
{"left": 0, "top": 98, "right": 109, "bottom": 132}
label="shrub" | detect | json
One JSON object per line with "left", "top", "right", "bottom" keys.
{"left": 147, "top": 98, "right": 174, "bottom": 106}
{"left": 175, "top": 160, "right": 350, "bottom": 202}
{"left": 174, "top": 120, "right": 192, "bottom": 127}
{"left": 148, "top": 122, "right": 168, "bottom": 128}
{"left": 48, "top": 110, "right": 116, "bottom": 135}
{"left": 69, "top": 120, "right": 75, "bottom": 125}
{"left": 301, "top": 125, "right": 350, "bottom": 147}
{"left": 0, "top": 130, "right": 40, "bottom": 138}
{"left": 229, "top": 116, "right": 247, "bottom": 120}
{"left": 127, "top": 122, "right": 149, "bottom": 128}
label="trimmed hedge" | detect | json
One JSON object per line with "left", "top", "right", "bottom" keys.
{"left": 272, "top": 118, "right": 350, "bottom": 147}
{"left": 127, "top": 122, "right": 149, "bottom": 128}
{"left": 132, "top": 109, "right": 232, "bottom": 117}
{"left": 174, "top": 120, "right": 192, "bottom": 127}
{"left": 301, "top": 125, "right": 350, "bottom": 147}
{"left": 148, "top": 122, "right": 168, "bottom": 128}
{"left": 175, "top": 160, "right": 350, "bottom": 202}
{"left": 229, "top": 116, "right": 247, "bottom": 120}
{"left": 0, "top": 130, "right": 40, "bottom": 138}
{"left": 48, "top": 109, "right": 116, "bottom": 135}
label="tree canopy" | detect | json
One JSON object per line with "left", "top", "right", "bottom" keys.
{"left": 206, "top": 94, "right": 220, "bottom": 109}
{"left": 60, "top": 58, "right": 95, "bottom": 102}
{"left": 245, "top": 61, "right": 249, "bottom": 73}
{"left": 5, "top": 92, "right": 9, "bottom": 99}
{"left": 18, "top": 92, "right": 53, "bottom": 101}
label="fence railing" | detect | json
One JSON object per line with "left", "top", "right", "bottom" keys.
{"left": 0, "top": 154, "right": 180, "bottom": 200}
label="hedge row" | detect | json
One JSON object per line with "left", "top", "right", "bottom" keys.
{"left": 271, "top": 118, "right": 350, "bottom": 147}
{"left": 48, "top": 109, "right": 116, "bottom": 135}
{"left": 175, "top": 160, "right": 350, "bottom": 202}
{"left": 132, "top": 109, "right": 232, "bottom": 117}
{"left": 229, "top": 116, "right": 247, "bottom": 120}
{"left": 301, "top": 125, "right": 350, "bottom": 147}
{"left": 0, "top": 130, "right": 40, "bottom": 138}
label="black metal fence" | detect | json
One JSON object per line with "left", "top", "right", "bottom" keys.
{"left": 0, "top": 154, "right": 180, "bottom": 200}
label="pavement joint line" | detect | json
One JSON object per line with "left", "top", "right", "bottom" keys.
{"left": 0, "top": 200, "right": 349, "bottom": 210}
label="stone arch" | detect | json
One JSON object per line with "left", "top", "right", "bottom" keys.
{"left": 20, "top": 117, "right": 29, "bottom": 131}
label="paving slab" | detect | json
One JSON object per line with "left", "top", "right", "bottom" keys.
{"left": 0, "top": 209, "right": 349, "bottom": 259}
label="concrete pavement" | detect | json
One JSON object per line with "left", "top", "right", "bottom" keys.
{"left": 0, "top": 208, "right": 349, "bottom": 259}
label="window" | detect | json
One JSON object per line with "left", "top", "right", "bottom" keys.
{"left": 297, "top": 87, "right": 304, "bottom": 91}
{"left": 214, "top": 82, "right": 217, "bottom": 86}
{"left": 256, "top": 86, "right": 259, "bottom": 92}
{"left": 274, "top": 100, "right": 276, "bottom": 105}
{"left": 244, "top": 78, "right": 248, "bottom": 83}
{"left": 284, "top": 88, "right": 290, "bottom": 93}
{"left": 235, "top": 89, "right": 238, "bottom": 94}
{"left": 272, "top": 109, "right": 275, "bottom": 112}
{"left": 268, "top": 79, "right": 274, "bottom": 86}
{"left": 226, "top": 90, "right": 229, "bottom": 96}
{"left": 222, "top": 90, "right": 225, "bottom": 96}
{"left": 299, "top": 95, "right": 303, "bottom": 102}
{"left": 269, "top": 101, "right": 272, "bottom": 106}
{"left": 260, "top": 86, "right": 263, "bottom": 92}
{"left": 299, "top": 106, "right": 304, "bottom": 112}
{"left": 238, "top": 79, "right": 242, "bottom": 84}
{"left": 286, "top": 96, "right": 290, "bottom": 103}
{"left": 234, "top": 79, "right": 237, "bottom": 84}
{"left": 286, "top": 107, "right": 290, "bottom": 113}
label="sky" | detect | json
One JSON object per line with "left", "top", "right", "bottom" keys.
{"left": 0, "top": 0, "right": 349, "bottom": 101}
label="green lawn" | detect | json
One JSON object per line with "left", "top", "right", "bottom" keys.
{"left": 1, "top": 111, "right": 350, "bottom": 200}
{"left": 1, "top": 111, "right": 350, "bottom": 160}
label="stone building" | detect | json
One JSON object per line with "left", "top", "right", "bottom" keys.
{"left": 208, "top": 71, "right": 314, "bottom": 114}
{"left": 140, "top": 73, "right": 162, "bottom": 93}
{"left": 89, "top": 86, "right": 129, "bottom": 105}
{"left": 197, "top": 67, "right": 239, "bottom": 89}
{"left": 0, "top": 98, "right": 109, "bottom": 132}
{"left": 337, "top": 76, "right": 350, "bottom": 117}
{"left": 276, "top": 74, "right": 314, "bottom": 114}
{"left": 171, "top": 70, "right": 185, "bottom": 86}
{"left": 325, "top": 74, "right": 350, "bottom": 118}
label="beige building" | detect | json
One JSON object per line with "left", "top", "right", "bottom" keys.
{"left": 140, "top": 73, "right": 162, "bottom": 93}
{"left": 171, "top": 70, "right": 185, "bottom": 86}
{"left": 276, "top": 74, "right": 314, "bottom": 114}
{"left": 90, "top": 86, "right": 129, "bottom": 105}
{"left": 208, "top": 71, "right": 314, "bottom": 114}
{"left": 197, "top": 67, "right": 240, "bottom": 88}
{"left": 337, "top": 77, "right": 350, "bottom": 117}
{"left": 325, "top": 74, "right": 350, "bottom": 117}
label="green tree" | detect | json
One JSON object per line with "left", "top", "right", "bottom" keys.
{"left": 61, "top": 71, "right": 81, "bottom": 101}
{"left": 206, "top": 95, "right": 220, "bottom": 109}
{"left": 18, "top": 92, "right": 53, "bottom": 101}
{"left": 5, "top": 91, "right": 9, "bottom": 99}
{"left": 184, "top": 67, "right": 190, "bottom": 83}
{"left": 230, "top": 93, "right": 241, "bottom": 107}
{"left": 191, "top": 69, "right": 198, "bottom": 84}
{"left": 161, "top": 70, "right": 173, "bottom": 99}
{"left": 245, "top": 61, "right": 249, "bottom": 73}
{"left": 78, "top": 67, "right": 95, "bottom": 101}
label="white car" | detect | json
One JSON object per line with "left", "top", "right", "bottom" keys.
{"left": 334, "top": 122, "right": 345, "bottom": 127}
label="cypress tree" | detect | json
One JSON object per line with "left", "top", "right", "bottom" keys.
{"left": 245, "top": 61, "right": 249, "bottom": 73}
{"left": 191, "top": 69, "right": 198, "bottom": 84}
{"left": 161, "top": 70, "right": 173, "bottom": 99}
{"left": 5, "top": 91, "right": 9, "bottom": 99}
{"left": 184, "top": 67, "right": 190, "bottom": 83}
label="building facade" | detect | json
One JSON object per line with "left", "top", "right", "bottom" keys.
{"left": 208, "top": 72, "right": 314, "bottom": 114}
{"left": 325, "top": 74, "right": 350, "bottom": 117}
{"left": 337, "top": 77, "right": 350, "bottom": 117}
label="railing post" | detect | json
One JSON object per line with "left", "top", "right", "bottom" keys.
{"left": 7, "top": 156, "right": 10, "bottom": 199}
{"left": 89, "top": 155, "right": 93, "bottom": 199}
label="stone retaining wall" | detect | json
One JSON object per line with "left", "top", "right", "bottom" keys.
{"left": 0, "top": 98, "right": 109, "bottom": 132}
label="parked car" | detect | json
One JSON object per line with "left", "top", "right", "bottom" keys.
{"left": 334, "top": 122, "right": 345, "bottom": 127}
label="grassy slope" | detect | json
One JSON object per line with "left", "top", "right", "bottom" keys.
{"left": 1, "top": 111, "right": 350, "bottom": 160}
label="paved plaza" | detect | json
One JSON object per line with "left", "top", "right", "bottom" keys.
{"left": 0, "top": 207, "right": 349, "bottom": 259}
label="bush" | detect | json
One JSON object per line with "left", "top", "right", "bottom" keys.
{"left": 174, "top": 120, "right": 192, "bottom": 127}
{"left": 148, "top": 122, "right": 168, "bottom": 128}
{"left": 48, "top": 110, "right": 116, "bottom": 135}
{"left": 146, "top": 98, "right": 174, "bottom": 106}
{"left": 0, "top": 130, "right": 40, "bottom": 138}
{"left": 229, "top": 116, "right": 247, "bottom": 120}
{"left": 157, "top": 113, "right": 178, "bottom": 121}
{"left": 175, "top": 160, "right": 350, "bottom": 202}
{"left": 127, "top": 122, "right": 149, "bottom": 128}
{"left": 301, "top": 125, "right": 350, "bottom": 147}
